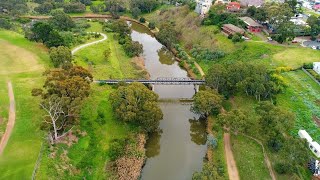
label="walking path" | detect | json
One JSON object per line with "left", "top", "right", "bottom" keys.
{"left": 0, "top": 81, "right": 16, "bottom": 155}
{"left": 241, "top": 134, "right": 276, "bottom": 180}
{"left": 71, "top": 32, "right": 107, "bottom": 55}
{"left": 224, "top": 133, "right": 240, "bottom": 180}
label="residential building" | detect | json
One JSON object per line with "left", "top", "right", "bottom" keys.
{"left": 298, "top": 130, "right": 320, "bottom": 158}
{"left": 239, "top": 0, "right": 264, "bottom": 7}
{"left": 195, "top": 0, "right": 213, "bottom": 15}
{"left": 314, "top": 62, "right": 320, "bottom": 74}
{"left": 226, "top": 2, "right": 241, "bottom": 11}
{"left": 222, "top": 24, "right": 246, "bottom": 35}
{"left": 239, "top": 16, "right": 263, "bottom": 32}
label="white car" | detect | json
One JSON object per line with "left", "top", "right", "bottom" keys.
{"left": 312, "top": 46, "right": 317, "bottom": 50}
{"left": 267, "top": 37, "right": 273, "bottom": 41}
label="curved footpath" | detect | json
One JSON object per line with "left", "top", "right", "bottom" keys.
{"left": 0, "top": 81, "right": 16, "bottom": 155}
{"left": 72, "top": 32, "right": 108, "bottom": 55}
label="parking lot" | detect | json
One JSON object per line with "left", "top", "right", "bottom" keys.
{"left": 303, "top": 40, "right": 320, "bottom": 49}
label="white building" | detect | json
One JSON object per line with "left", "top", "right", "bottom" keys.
{"left": 314, "top": 62, "right": 320, "bottom": 74}
{"left": 195, "top": 0, "right": 213, "bottom": 15}
{"left": 299, "top": 129, "right": 313, "bottom": 142}
{"left": 309, "top": 141, "right": 320, "bottom": 157}
{"left": 298, "top": 130, "right": 320, "bottom": 158}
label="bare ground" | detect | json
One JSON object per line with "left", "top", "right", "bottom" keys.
{"left": 0, "top": 81, "right": 15, "bottom": 155}
{"left": 224, "top": 133, "right": 240, "bottom": 180}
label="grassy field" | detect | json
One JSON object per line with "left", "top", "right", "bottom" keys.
{"left": 278, "top": 70, "right": 320, "bottom": 141}
{"left": 231, "top": 135, "right": 271, "bottom": 180}
{"left": 37, "top": 84, "right": 137, "bottom": 178}
{"left": 73, "top": 23, "right": 146, "bottom": 79}
{"left": 0, "top": 30, "right": 50, "bottom": 179}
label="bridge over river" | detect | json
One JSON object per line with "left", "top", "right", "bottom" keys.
{"left": 94, "top": 77, "right": 206, "bottom": 92}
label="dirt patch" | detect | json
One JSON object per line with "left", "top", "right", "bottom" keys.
{"left": 131, "top": 56, "right": 150, "bottom": 79}
{"left": 0, "top": 40, "right": 44, "bottom": 75}
{"left": 56, "top": 131, "right": 79, "bottom": 147}
{"left": 224, "top": 133, "right": 240, "bottom": 180}
{"left": 114, "top": 134, "right": 146, "bottom": 180}
{"left": 313, "top": 115, "right": 320, "bottom": 127}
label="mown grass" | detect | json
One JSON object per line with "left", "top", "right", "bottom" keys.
{"left": 0, "top": 30, "right": 50, "bottom": 179}
{"left": 73, "top": 22, "right": 145, "bottom": 79}
{"left": 231, "top": 135, "right": 271, "bottom": 180}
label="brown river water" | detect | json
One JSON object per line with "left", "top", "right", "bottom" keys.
{"left": 130, "top": 22, "right": 207, "bottom": 180}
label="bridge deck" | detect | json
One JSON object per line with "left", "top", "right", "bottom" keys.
{"left": 95, "top": 79, "right": 205, "bottom": 85}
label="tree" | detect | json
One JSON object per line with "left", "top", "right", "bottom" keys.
{"left": 49, "top": 10, "right": 75, "bottom": 31}
{"left": 206, "top": 64, "right": 227, "bottom": 92}
{"left": 105, "top": 0, "right": 126, "bottom": 17}
{"left": 80, "top": 0, "right": 92, "bottom": 6}
{"left": 272, "top": 22, "right": 295, "bottom": 43}
{"left": 63, "top": 2, "right": 86, "bottom": 13}
{"left": 157, "top": 23, "right": 179, "bottom": 49}
{"left": 246, "top": 6, "right": 257, "bottom": 17}
{"left": 131, "top": 7, "right": 141, "bottom": 19}
{"left": 191, "top": 90, "right": 223, "bottom": 118}
{"left": 130, "top": 0, "right": 159, "bottom": 13}
{"left": 123, "top": 40, "right": 143, "bottom": 57}
{"left": 34, "top": 2, "right": 53, "bottom": 14}
{"left": 285, "top": 0, "right": 298, "bottom": 13}
{"left": 49, "top": 46, "right": 72, "bottom": 67}
{"left": 307, "top": 15, "right": 320, "bottom": 40}
{"left": 109, "top": 82, "right": 163, "bottom": 133}
{"left": 218, "top": 109, "right": 253, "bottom": 133}
{"left": 29, "top": 22, "right": 65, "bottom": 47}
{"left": 32, "top": 66, "right": 93, "bottom": 143}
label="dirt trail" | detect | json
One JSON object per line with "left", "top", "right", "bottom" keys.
{"left": 71, "top": 32, "right": 107, "bottom": 55}
{"left": 0, "top": 81, "right": 16, "bottom": 155}
{"left": 224, "top": 133, "right": 240, "bottom": 180}
{"left": 241, "top": 134, "right": 277, "bottom": 180}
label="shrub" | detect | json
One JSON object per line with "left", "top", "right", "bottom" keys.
{"left": 139, "top": 17, "right": 146, "bottom": 23}
{"left": 148, "top": 22, "right": 156, "bottom": 30}
{"left": 274, "top": 163, "right": 293, "bottom": 174}
{"left": 275, "top": 66, "right": 293, "bottom": 73}
{"left": 63, "top": 2, "right": 86, "bottom": 13}
{"left": 0, "top": 18, "right": 12, "bottom": 29}
{"left": 303, "top": 63, "right": 313, "bottom": 69}
{"left": 232, "top": 33, "right": 243, "bottom": 43}
{"left": 108, "top": 139, "right": 126, "bottom": 161}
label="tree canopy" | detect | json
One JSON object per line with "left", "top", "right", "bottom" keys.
{"left": 191, "top": 90, "right": 223, "bottom": 118}
{"left": 49, "top": 46, "right": 72, "bottom": 68}
{"left": 109, "top": 82, "right": 163, "bottom": 133}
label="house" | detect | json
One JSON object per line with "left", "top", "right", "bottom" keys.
{"left": 314, "top": 62, "right": 320, "bottom": 74}
{"left": 215, "top": 0, "right": 231, "bottom": 4}
{"left": 298, "top": 130, "right": 320, "bottom": 158}
{"left": 239, "top": 0, "right": 264, "bottom": 7}
{"left": 227, "top": 2, "right": 241, "bottom": 11}
{"left": 195, "top": 0, "right": 213, "bottom": 15}
{"left": 314, "top": 4, "right": 320, "bottom": 11}
{"left": 298, "top": 130, "right": 313, "bottom": 142}
{"left": 239, "top": 16, "right": 263, "bottom": 33}
{"left": 309, "top": 141, "right": 320, "bottom": 157}
{"left": 222, "top": 24, "right": 246, "bottom": 35}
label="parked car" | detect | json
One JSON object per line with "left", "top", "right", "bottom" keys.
{"left": 292, "top": 40, "right": 298, "bottom": 43}
{"left": 316, "top": 39, "right": 320, "bottom": 42}
{"left": 267, "top": 37, "right": 272, "bottom": 41}
{"left": 312, "top": 46, "right": 317, "bottom": 50}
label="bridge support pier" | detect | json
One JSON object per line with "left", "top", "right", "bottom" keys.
{"left": 151, "top": 84, "right": 155, "bottom": 91}
{"left": 194, "top": 85, "right": 199, "bottom": 93}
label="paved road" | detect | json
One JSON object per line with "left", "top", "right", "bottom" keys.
{"left": 224, "top": 133, "right": 240, "bottom": 180}
{"left": 0, "top": 82, "right": 16, "bottom": 155}
{"left": 71, "top": 32, "right": 108, "bottom": 55}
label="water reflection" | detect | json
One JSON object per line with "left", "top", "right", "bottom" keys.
{"left": 158, "top": 47, "right": 175, "bottom": 65}
{"left": 145, "top": 130, "right": 162, "bottom": 158}
{"left": 189, "top": 118, "right": 207, "bottom": 145}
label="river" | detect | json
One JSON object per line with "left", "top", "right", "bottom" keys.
{"left": 130, "top": 22, "right": 207, "bottom": 180}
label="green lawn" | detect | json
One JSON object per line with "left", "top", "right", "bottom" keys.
{"left": 73, "top": 31, "right": 146, "bottom": 79}
{"left": 231, "top": 135, "right": 271, "bottom": 180}
{"left": 0, "top": 30, "right": 50, "bottom": 179}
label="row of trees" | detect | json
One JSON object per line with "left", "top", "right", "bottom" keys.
{"left": 34, "top": 0, "right": 87, "bottom": 14}
{"left": 105, "top": 20, "right": 143, "bottom": 57}
{"left": 206, "top": 62, "right": 286, "bottom": 101}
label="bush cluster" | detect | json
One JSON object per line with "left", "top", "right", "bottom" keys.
{"left": 191, "top": 45, "right": 225, "bottom": 61}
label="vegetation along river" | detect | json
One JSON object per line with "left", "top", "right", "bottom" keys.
{"left": 130, "top": 22, "right": 207, "bottom": 179}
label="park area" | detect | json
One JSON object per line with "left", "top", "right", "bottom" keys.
{"left": 0, "top": 30, "right": 49, "bottom": 179}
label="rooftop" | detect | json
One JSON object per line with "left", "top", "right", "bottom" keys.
{"left": 239, "top": 17, "right": 262, "bottom": 27}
